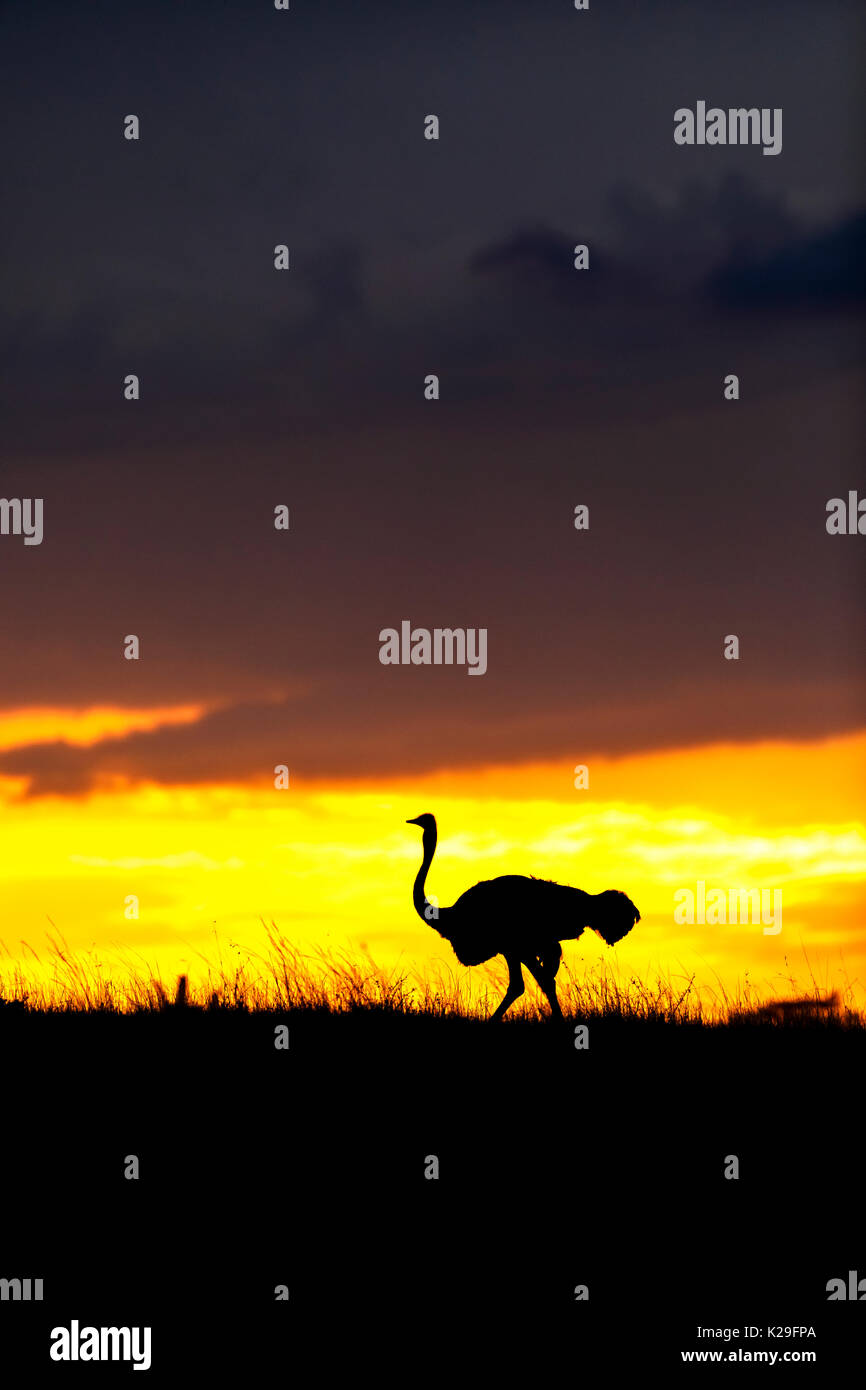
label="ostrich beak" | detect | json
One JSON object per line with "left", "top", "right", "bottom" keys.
{"left": 406, "top": 817, "right": 423, "bottom": 826}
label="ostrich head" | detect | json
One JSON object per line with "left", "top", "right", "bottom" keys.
{"left": 590, "top": 889, "right": 641, "bottom": 946}
{"left": 406, "top": 813, "right": 436, "bottom": 834}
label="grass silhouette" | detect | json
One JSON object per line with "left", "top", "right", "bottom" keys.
{"left": 1, "top": 925, "right": 862, "bottom": 1028}
{"left": 3, "top": 925, "right": 863, "bottom": 1361}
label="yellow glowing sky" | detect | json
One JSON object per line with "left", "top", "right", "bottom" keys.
{"left": 0, "top": 710, "right": 864, "bottom": 1009}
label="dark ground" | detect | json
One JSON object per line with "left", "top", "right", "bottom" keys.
{"left": 1, "top": 1006, "right": 863, "bottom": 1378}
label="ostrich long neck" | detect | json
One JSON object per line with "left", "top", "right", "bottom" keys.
{"left": 413, "top": 827, "right": 443, "bottom": 929}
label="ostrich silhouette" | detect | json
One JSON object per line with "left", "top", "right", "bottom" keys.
{"left": 407, "top": 813, "right": 640, "bottom": 1021}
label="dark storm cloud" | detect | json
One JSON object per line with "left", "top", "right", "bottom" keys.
{"left": 470, "top": 174, "right": 804, "bottom": 302}
{"left": 3, "top": 169, "right": 861, "bottom": 445}
{"left": 1, "top": 0, "right": 864, "bottom": 793}
{"left": 707, "top": 208, "right": 866, "bottom": 307}
{"left": 468, "top": 221, "right": 647, "bottom": 314}
{"left": 2, "top": 0, "right": 863, "bottom": 451}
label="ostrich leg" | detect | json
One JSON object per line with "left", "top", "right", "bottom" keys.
{"left": 489, "top": 954, "right": 525, "bottom": 1022}
{"left": 523, "top": 956, "right": 563, "bottom": 1019}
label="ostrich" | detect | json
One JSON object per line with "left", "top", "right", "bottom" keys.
{"left": 406, "top": 812, "right": 640, "bottom": 1021}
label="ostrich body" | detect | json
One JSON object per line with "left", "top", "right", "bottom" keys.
{"left": 407, "top": 813, "right": 640, "bottom": 1021}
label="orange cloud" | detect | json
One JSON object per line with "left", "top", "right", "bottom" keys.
{"left": 0, "top": 704, "right": 213, "bottom": 752}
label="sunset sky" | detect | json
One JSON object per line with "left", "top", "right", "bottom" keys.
{"left": 1, "top": 0, "right": 863, "bottom": 1008}
{"left": 2, "top": 726, "right": 864, "bottom": 1009}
